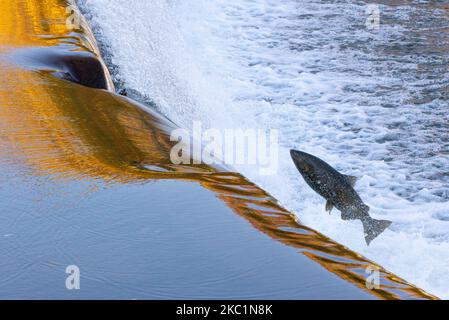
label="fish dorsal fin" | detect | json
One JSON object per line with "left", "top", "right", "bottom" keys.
{"left": 345, "top": 175, "right": 357, "bottom": 187}
{"left": 325, "top": 201, "right": 334, "bottom": 214}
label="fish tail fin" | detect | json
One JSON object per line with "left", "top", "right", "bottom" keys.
{"left": 361, "top": 216, "right": 392, "bottom": 245}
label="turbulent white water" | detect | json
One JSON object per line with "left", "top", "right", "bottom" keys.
{"left": 78, "top": 0, "right": 449, "bottom": 298}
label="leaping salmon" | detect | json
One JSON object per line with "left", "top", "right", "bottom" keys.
{"left": 290, "top": 149, "right": 392, "bottom": 245}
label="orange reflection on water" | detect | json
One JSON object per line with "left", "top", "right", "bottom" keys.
{"left": 0, "top": 0, "right": 81, "bottom": 50}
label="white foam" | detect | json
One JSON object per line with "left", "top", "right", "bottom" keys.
{"left": 78, "top": 0, "right": 449, "bottom": 298}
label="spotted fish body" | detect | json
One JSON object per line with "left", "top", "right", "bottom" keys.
{"left": 290, "top": 149, "right": 391, "bottom": 245}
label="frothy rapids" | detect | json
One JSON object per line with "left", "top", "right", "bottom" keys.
{"left": 78, "top": 0, "right": 449, "bottom": 298}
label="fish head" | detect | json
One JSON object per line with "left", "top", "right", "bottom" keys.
{"left": 290, "top": 149, "right": 314, "bottom": 175}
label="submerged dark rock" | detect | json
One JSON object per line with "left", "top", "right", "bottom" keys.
{"left": 11, "top": 47, "right": 113, "bottom": 91}
{"left": 52, "top": 53, "right": 110, "bottom": 90}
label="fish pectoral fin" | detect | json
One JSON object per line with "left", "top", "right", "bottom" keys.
{"left": 325, "top": 201, "right": 334, "bottom": 214}
{"left": 345, "top": 175, "right": 357, "bottom": 187}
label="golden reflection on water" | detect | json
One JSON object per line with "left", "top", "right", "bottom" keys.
{"left": 0, "top": 0, "right": 93, "bottom": 50}
{"left": 0, "top": 0, "right": 437, "bottom": 299}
